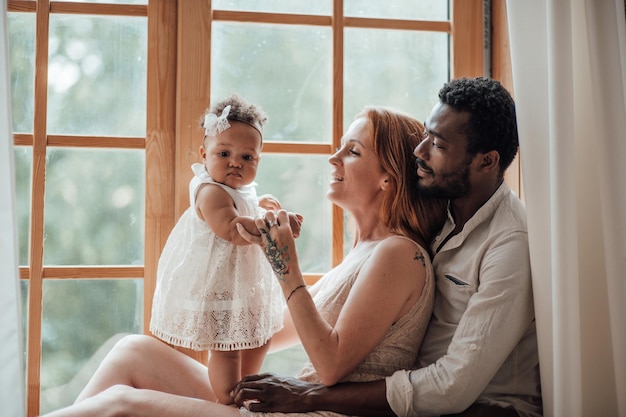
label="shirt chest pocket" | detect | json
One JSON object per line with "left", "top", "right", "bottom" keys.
{"left": 436, "top": 273, "right": 477, "bottom": 323}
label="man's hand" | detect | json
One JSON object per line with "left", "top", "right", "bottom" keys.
{"left": 232, "top": 374, "right": 394, "bottom": 416}
{"left": 232, "top": 373, "right": 326, "bottom": 413}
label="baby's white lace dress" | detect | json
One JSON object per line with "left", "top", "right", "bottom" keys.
{"left": 150, "top": 163, "right": 284, "bottom": 351}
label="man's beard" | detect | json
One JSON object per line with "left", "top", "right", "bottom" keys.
{"left": 417, "top": 163, "right": 471, "bottom": 199}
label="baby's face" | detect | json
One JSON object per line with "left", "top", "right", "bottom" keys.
{"left": 200, "top": 121, "right": 262, "bottom": 189}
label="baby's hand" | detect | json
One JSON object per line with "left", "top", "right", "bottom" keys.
{"left": 258, "top": 194, "right": 282, "bottom": 211}
{"left": 288, "top": 212, "right": 304, "bottom": 238}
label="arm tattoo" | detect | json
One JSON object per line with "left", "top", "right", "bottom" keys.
{"left": 414, "top": 252, "right": 426, "bottom": 267}
{"left": 260, "top": 228, "right": 290, "bottom": 280}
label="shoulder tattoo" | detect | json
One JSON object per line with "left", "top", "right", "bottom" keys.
{"left": 414, "top": 252, "right": 426, "bottom": 267}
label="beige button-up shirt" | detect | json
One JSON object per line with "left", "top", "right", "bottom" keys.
{"left": 386, "top": 183, "right": 542, "bottom": 417}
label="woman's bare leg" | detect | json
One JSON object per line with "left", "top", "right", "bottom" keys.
{"left": 43, "top": 385, "right": 241, "bottom": 417}
{"left": 75, "top": 334, "right": 216, "bottom": 403}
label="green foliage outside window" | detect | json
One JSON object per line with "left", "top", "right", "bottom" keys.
{"left": 10, "top": 1, "right": 450, "bottom": 412}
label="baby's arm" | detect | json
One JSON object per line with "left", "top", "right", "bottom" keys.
{"left": 195, "top": 183, "right": 259, "bottom": 245}
{"left": 287, "top": 212, "right": 304, "bottom": 238}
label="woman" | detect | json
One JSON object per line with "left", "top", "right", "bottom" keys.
{"left": 42, "top": 106, "right": 446, "bottom": 417}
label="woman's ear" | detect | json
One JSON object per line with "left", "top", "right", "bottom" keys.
{"left": 199, "top": 145, "right": 206, "bottom": 161}
{"left": 381, "top": 176, "right": 391, "bottom": 191}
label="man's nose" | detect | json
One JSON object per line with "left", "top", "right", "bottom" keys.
{"left": 414, "top": 139, "right": 429, "bottom": 158}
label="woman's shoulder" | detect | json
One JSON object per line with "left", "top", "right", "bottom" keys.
{"left": 370, "top": 235, "right": 430, "bottom": 268}
{"left": 378, "top": 234, "right": 428, "bottom": 253}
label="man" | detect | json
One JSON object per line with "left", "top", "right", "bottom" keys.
{"left": 233, "top": 77, "right": 542, "bottom": 417}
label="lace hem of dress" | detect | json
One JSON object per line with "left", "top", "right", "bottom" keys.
{"left": 150, "top": 326, "right": 279, "bottom": 351}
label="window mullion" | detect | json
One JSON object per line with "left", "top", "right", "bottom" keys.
{"left": 144, "top": 0, "right": 178, "bottom": 337}
{"left": 451, "top": 0, "right": 485, "bottom": 78}
{"left": 332, "top": 0, "right": 344, "bottom": 267}
{"left": 26, "top": 0, "right": 51, "bottom": 414}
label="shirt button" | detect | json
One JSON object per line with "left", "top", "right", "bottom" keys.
{"left": 468, "top": 343, "right": 477, "bottom": 351}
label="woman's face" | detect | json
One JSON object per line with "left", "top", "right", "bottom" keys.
{"left": 327, "top": 117, "right": 388, "bottom": 211}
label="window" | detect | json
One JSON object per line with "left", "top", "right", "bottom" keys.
{"left": 8, "top": 0, "right": 487, "bottom": 415}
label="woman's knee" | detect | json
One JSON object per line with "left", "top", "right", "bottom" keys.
{"left": 102, "top": 384, "right": 134, "bottom": 398}
{"left": 113, "top": 334, "right": 159, "bottom": 354}
{"left": 105, "top": 334, "right": 162, "bottom": 367}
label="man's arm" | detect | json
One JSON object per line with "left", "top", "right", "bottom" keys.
{"left": 232, "top": 374, "right": 394, "bottom": 416}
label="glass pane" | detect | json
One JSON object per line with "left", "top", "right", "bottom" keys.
{"left": 345, "top": 0, "right": 449, "bottom": 21}
{"left": 344, "top": 28, "right": 449, "bottom": 128}
{"left": 47, "top": 15, "right": 147, "bottom": 136}
{"left": 14, "top": 146, "right": 32, "bottom": 266}
{"left": 262, "top": 345, "right": 308, "bottom": 376}
{"left": 256, "top": 154, "right": 331, "bottom": 273}
{"left": 40, "top": 279, "right": 143, "bottom": 414}
{"left": 211, "top": 22, "right": 332, "bottom": 143}
{"left": 213, "top": 0, "right": 331, "bottom": 15}
{"left": 8, "top": 12, "right": 36, "bottom": 134}
{"left": 43, "top": 148, "right": 145, "bottom": 266}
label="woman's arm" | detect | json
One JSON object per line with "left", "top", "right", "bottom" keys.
{"left": 239, "top": 210, "right": 427, "bottom": 386}
{"left": 265, "top": 273, "right": 329, "bottom": 354}
{"left": 291, "top": 235, "right": 425, "bottom": 385}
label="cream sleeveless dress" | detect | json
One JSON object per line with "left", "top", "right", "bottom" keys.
{"left": 150, "top": 163, "right": 283, "bottom": 351}
{"left": 241, "top": 236, "right": 435, "bottom": 417}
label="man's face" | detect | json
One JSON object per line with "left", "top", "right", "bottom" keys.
{"left": 413, "top": 102, "right": 476, "bottom": 199}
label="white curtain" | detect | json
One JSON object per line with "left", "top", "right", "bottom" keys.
{"left": 0, "top": 1, "right": 26, "bottom": 416}
{"left": 0, "top": 0, "right": 26, "bottom": 417}
{"left": 506, "top": 1, "right": 626, "bottom": 416}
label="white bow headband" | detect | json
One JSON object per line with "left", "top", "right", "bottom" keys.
{"left": 203, "top": 105, "right": 231, "bottom": 136}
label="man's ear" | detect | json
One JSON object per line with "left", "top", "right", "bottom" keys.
{"left": 479, "top": 150, "right": 500, "bottom": 172}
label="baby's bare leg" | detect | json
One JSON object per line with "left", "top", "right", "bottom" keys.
{"left": 209, "top": 349, "right": 241, "bottom": 404}
{"left": 241, "top": 341, "right": 271, "bottom": 376}
{"left": 209, "top": 341, "right": 272, "bottom": 404}
{"left": 75, "top": 334, "right": 215, "bottom": 403}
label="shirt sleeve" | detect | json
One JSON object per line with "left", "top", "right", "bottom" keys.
{"left": 386, "top": 371, "right": 419, "bottom": 416}
{"left": 386, "top": 230, "right": 535, "bottom": 416}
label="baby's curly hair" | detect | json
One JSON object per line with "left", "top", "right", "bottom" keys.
{"left": 202, "top": 94, "right": 268, "bottom": 138}
{"left": 439, "top": 77, "right": 518, "bottom": 178}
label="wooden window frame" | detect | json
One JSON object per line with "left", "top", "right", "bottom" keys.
{"left": 7, "top": 1, "right": 509, "bottom": 415}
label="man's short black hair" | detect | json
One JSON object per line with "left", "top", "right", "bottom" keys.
{"left": 439, "top": 77, "right": 519, "bottom": 176}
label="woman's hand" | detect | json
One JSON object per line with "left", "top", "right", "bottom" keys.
{"left": 237, "top": 209, "right": 300, "bottom": 281}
